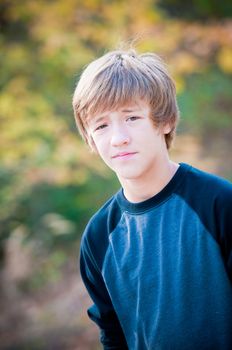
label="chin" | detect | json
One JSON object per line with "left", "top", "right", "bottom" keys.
{"left": 117, "top": 172, "right": 143, "bottom": 181}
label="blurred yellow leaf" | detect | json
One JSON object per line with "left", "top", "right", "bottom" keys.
{"left": 172, "top": 52, "right": 200, "bottom": 75}
{"left": 217, "top": 47, "right": 232, "bottom": 73}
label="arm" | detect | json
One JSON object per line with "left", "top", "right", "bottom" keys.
{"left": 215, "top": 181, "right": 232, "bottom": 282}
{"left": 80, "top": 236, "right": 128, "bottom": 349}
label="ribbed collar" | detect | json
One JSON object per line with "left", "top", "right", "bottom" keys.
{"left": 116, "top": 163, "right": 191, "bottom": 214}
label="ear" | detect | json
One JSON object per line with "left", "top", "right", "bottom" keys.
{"left": 162, "top": 122, "right": 172, "bottom": 135}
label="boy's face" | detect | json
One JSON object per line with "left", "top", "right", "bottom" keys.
{"left": 87, "top": 99, "right": 171, "bottom": 184}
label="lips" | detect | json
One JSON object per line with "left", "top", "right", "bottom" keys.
{"left": 112, "top": 152, "right": 138, "bottom": 159}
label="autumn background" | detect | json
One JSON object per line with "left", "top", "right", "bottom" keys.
{"left": 0, "top": 0, "right": 232, "bottom": 349}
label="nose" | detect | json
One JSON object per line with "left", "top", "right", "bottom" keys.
{"left": 110, "top": 125, "right": 130, "bottom": 147}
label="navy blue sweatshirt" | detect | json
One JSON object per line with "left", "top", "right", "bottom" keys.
{"left": 80, "top": 163, "right": 232, "bottom": 349}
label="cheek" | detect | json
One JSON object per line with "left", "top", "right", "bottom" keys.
{"left": 92, "top": 137, "right": 108, "bottom": 157}
{"left": 88, "top": 136, "right": 98, "bottom": 153}
{"left": 89, "top": 132, "right": 101, "bottom": 149}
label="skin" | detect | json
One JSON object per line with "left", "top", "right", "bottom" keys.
{"left": 87, "top": 99, "right": 179, "bottom": 203}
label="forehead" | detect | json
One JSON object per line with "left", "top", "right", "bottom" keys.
{"left": 87, "top": 99, "right": 150, "bottom": 123}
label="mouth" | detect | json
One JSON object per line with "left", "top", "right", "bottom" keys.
{"left": 111, "top": 152, "right": 138, "bottom": 159}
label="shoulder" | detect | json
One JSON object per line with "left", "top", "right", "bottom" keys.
{"left": 176, "top": 164, "right": 232, "bottom": 231}
{"left": 175, "top": 165, "right": 232, "bottom": 253}
{"left": 84, "top": 191, "right": 123, "bottom": 238}
{"left": 182, "top": 163, "right": 232, "bottom": 202}
{"left": 80, "top": 191, "right": 123, "bottom": 266}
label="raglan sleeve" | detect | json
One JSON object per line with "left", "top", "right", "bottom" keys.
{"left": 215, "top": 180, "right": 232, "bottom": 282}
{"left": 79, "top": 231, "right": 128, "bottom": 349}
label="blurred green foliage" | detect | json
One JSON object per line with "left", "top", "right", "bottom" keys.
{"left": 0, "top": 3, "right": 231, "bottom": 349}
{"left": 0, "top": 0, "right": 232, "bottom": 266}
{"left": 179, "top": 69, "right": 232, "bottom": 133}
{"left": 158, "top": 0, "right": 232, "bottom": 19}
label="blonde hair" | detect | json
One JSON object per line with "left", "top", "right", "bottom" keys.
{"left": 72, "top": 49, "right": 179, "bottom": 149}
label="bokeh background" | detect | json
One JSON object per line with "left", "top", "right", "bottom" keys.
{"left": 1, "top": 0, "right": 232, "bottom": 349}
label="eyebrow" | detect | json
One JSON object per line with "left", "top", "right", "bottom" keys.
{"left": 121, "top": 108, "right": 139, "bottom": 113}
{"left": 89, "top": 107, "right": 140, "bottom": 125}
{"left": 91, "top": 116, "right": 106, "bottom": 124}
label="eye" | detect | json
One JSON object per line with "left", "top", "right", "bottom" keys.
{"left": 126, "top": 116, "right": 140, "bottom": 122}
{"left": 95, "top": 123, "right": 108, "bottom": 131}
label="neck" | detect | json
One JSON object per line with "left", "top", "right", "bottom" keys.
{"left": 119, "top": 160, "right": 179, "bottom": 203}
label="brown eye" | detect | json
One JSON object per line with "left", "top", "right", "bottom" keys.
{"left": 95, "top": 124, "right": 107, "bottom": 131}
{"left": 127, "top": 116, "right": 140, "bottom": 122}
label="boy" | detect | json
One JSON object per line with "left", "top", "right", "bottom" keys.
{"left": 73, "top": 49, "right": 232, "bottom": 349}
